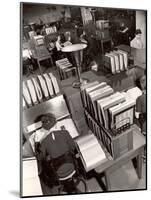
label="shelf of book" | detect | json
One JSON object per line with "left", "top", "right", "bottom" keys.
{"left": 84, "top": 109, "right": 133, "bottom": 159}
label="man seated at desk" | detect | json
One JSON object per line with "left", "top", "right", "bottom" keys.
{"left": 135, "top": 74, "right": 146, "bottom": 134}
{"left": 33, "top": 113, "right": 76, "bottom": 189}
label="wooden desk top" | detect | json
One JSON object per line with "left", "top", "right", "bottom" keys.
{"left": 23, "top": 95, "right": 70, "bottom": 128}
{"left": 95, "top": 126, "right": 145, "bottom": 174}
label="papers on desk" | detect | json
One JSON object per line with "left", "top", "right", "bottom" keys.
{"left": 76, "top": 134, "right": 106, "bottom": 172}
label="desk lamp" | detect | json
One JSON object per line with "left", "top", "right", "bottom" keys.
{"left": 62, "top": 44, "right": 88, "bottom": 88}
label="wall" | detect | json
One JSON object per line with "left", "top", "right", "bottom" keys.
{"left": 23, "top": 4, "right": 71, "bottom": 24}
{"left": 136, "top": 10, "right": 147, "bottom": 48}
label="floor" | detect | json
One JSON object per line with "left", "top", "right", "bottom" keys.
{"left": 38, "top": 159, "right": 146, "bottom": 195}
{"left": 22, "top": 56, "right": 146, "bottom": 195}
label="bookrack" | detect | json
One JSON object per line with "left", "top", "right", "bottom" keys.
{"left": 80, "top": 82, "right": 135, "bottom": 159}
{"left": 84, "top": 109, "right": 133, "bottom": 159}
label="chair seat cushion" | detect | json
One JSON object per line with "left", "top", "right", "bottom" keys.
{"left": 57, "top": 162, "right": 75, "bottom": 178}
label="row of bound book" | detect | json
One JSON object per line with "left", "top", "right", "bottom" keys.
{"left": 81, "top": 81, "right": 142, "bottom": 131}
{"left": 23, "top": 72, "right": 60, "bottom": 108}
{"left": 104, "top": 49, "right": 128, "bottom": 74}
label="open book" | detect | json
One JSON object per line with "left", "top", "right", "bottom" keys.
{"left": 76, "top": 134, "right": 106, "bottom": 172}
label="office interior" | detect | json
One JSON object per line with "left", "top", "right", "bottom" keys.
{"left": 22, "top": 3, "right": 147, "bottom": 197}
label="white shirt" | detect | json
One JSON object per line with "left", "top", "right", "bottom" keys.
{"left": 130, "top": 37, "right": 144, "bottom": 49}
{"left": 56, "top": 41, "right": 62, "bottom": 51}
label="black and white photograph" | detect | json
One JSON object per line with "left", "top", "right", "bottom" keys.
{"left": 21, "top": 2, "right": 147, "bottom": 198}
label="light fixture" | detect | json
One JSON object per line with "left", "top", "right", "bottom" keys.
{"left": 62, "top": 44, "right": 89, "bottom": 88}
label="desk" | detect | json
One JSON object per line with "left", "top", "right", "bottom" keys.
{"left": 23, "top": 95, "right": 70, "bottom": 129}
{"left": 94, "top": 36, "right": 112, "bottom": 54}
{"left": 95, "top": 127, "right": 145, "bottom": 190}
{"left": 60, "top": 71, "right": 109, "bottom": 134}
{"left": 22, "top": 158, "right": 43, "bottom": 197}
{"left": 32, "top": 53, "right": 53, "bottom": 74}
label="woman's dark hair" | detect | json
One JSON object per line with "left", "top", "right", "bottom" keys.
{"left": 135, "top": 29, "right": 142, "bottom": 35}
{"left": 41, "top": 113, "right": 57, "bottom": 129}
{"left": 136, "top": 74, "right": 146, "bottom": 90}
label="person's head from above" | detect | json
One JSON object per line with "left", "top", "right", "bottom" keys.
{"left": 135, "top": 29, "right": 142, "bottom": 39}
{"left": 140, "top": 74, "right": 146, "bottom": 91}
{"left": 41, "top": 113, "right": 57, "bottom": 130}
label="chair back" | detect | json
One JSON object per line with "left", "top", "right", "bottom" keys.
{"left": 50, "top": 151, "right": 76, "bottom": 179}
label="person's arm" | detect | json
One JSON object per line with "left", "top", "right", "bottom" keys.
{"left": 64, "top": 130, "right": 76, "bottom": 152}
{"left": 119, "top": 27, "right": 129, "bottom": 33}
{"left": 135, "top": 96, "right": 141, "bottom": 119}
{"left": 55, "top": 41, "right": 62, "bottom": 51}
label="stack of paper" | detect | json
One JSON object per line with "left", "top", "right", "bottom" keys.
{"left": 76, "top": 134, "right": 106, "bottom": 172}
{"left": 56, "top": 58, "right": 72, "bottom": 70}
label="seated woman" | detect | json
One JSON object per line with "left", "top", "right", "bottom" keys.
{"left": 79, "top": 30, "right": 88, "bottom": 44}
{"left": 135, "top": 74, "right": 146, "bottom": 134}
{"left": 130, "top": 29, "right": 144, "bottom": 49}
{"left": 55, "top": 34, "right": 66, "bottom": 59}
{"left": 34, "top": 113, "right": 76, "bottom": 188}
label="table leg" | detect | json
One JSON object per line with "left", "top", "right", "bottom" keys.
{"left": 136, "top": 154, "right": 143, "bottom": 179}
{"left": 49, "top": 56, "right": 53, "bottom": 67}
{"left": 37, "top": 60, "right": 43, "bottom": 75}
{"left": 104, "top": 171, "right": 111, "bottom": 191}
